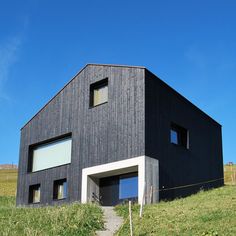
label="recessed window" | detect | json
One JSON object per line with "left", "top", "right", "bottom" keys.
{"left": 90, "top": 78, "right": 108, "bottom": 107}
{"left": 29, "top": 184, "right": 40, "bottom": 204}
{"left": 53, "top": 179, "right": 67, "bottom": 200}
{"left": 170, "top": 123, "right": 189, "bottom": 149}
{"left": 28, "top": 136, "right": 72, "bottom": 172}
{"left": 170, "top": 129, "right": 178, "bottom": 145}
{"left": 119, "top": 173, "right": 138, "bottom": 200}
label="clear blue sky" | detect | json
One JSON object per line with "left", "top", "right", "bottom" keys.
{"left": 0, "top": 0, "right": 235, "bottom": 165}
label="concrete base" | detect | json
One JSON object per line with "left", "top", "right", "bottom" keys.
{"left": 81, "top": 155, "right": 159, "bottom": 205}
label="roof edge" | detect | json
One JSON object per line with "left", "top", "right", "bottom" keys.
{"left": 86, "top": 63, "right": 146, "bottom": 69}
{"left": 145, "top": 68, "right": 222, "bottom": 127}
{"left": 21, "top": 64, "right": 88, "bottom": 130}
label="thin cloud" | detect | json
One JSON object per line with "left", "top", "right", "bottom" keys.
{"left": 0, "top": 35, "right": 23, "bottom": 101}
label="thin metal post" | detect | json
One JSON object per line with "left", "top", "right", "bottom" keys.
{"left": 129, "top": 201, "right": 133, "bottom": 236}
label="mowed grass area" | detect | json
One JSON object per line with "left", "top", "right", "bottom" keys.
{"left": 0, "top": 169, "right": 17, "bottom": 196}
{"left": 0, "top": 169, "right": 103, "bottom": 236}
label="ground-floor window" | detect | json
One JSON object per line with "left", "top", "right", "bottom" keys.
{"left": 99, "top": 172, "right": 138, "bottom": 206}
{"left": 29, "top": 184, "right": 40, "bottom": 204}
{"left": 53, "top": 179, "right": 67, "bottom": 200}
{"left": 119, "top": 173, "right": 138, "bottom": 201}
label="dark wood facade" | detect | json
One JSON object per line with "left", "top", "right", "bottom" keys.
{"left": 16, "top": 64, "right": 223, "bottom": 206}
{"left": 145, "top": 70, "right": 224, "bottom": 199}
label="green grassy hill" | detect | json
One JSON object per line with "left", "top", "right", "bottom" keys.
{"left": 115, "top": 186, "right": 236, "bottom": 236}
{"left": 0, "top": 196, "right": 103, "bottom": 236}
{"left": 0, "top": 169, "right": 103, "bottom": 236}
{"left": 0, "top": 166, "right": 236, "bottom": 235}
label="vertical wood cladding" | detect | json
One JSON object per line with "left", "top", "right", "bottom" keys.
{"left": 17, "top": 65, "right": 145, "bottom": 206}
{"left": 17, "top": 64, "right": 223, "bottom": 206}
{"left": 145, "top": 70, "right": 224, "bottom": 200}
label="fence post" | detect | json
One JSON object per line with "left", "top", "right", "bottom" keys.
{"left": 129, "top": 201, "right": 133, "bottom": 236}
{"left": 149, "top": 185, "right": 153, "bottom": 204}
{"left": 139, "top": 181, "right": 146, "bottom": 218}
{"left": 231, "top": 165, "right": 236, "bottom": 185}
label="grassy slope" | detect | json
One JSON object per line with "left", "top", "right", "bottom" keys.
{"left": 1, "top": 167, "right": 236, "bottom": 235}
{"left": 224, "top": 165, "right": 236, "bottom": 184}
{"left": 0, "top": 170, "right": 103, "bottom": 236}
{"left": 116, "top": 186, "right": 236, "bottom": 236}
{"left": 114, "top": 165, "right": 236, "bottom": 236}
{"left": 0, "top": 197, "right": 103, "bottom": 236}
{"left": 0, "top": 169, "right": 17, "bottom": 196}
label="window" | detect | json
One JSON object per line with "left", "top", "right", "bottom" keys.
{"left": 90, "top": 78, "right": 108, "bottom": 107}
{"left": 29, "top": 184, "right": 40, "bottom": 204}
{"left": 170, "top": 123, "right": 189, "bottom": 148}
{"left": 53, "top": 179, "right": 67, "bottom": 200}
{"left": 119, "top": 173, "right": 138, "bottom": 200}
{"left": 29, "top": 136, "right": 72, "bottom": 172}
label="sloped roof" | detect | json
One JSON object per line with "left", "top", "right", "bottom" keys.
{"left": 21, "top": 63, "right": 221, "bottom": 130}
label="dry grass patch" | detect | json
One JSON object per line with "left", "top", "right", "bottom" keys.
{"left": 0, "top": 169, "right": 17, "bottom": 196}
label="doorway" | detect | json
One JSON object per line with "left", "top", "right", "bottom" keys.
{"left": 99, "top": 172, "right": 138, "bottom": 206}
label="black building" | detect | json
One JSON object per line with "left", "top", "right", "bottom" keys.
{"left": 16, "top": 64, "right": 224, "bottom": 206}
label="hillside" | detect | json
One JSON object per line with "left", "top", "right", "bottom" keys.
{"left": 0, "top": 169, "right": 103, "bottom": 236}
{"left": 115, "top": 186, "right": 236, "bottom": 235}
{"left": 0, "top": 166, "right": 236, "bottom": 235}
{"left": 0, "top": 196, "right": 103, "bottom": 236}
{"left": 0, "top": 164, "right": 17, "bottom": 169}
{"left": 0, "top": 169, "right": 18, "bottom": 196}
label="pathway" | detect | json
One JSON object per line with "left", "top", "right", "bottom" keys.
{"left": 96, "top": 206, "right": 123, "bottom": 236}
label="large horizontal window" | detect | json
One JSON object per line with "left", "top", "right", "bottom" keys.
{"left": 29, "top": 136, "right": 72, "bottom": 172}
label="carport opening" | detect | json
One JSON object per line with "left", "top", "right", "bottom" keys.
{"left": 87, "top": 166, "right": 138, "bottom": 206}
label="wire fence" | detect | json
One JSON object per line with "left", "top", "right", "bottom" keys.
{"left": 122, "top": 175, "right": 235, "bottom": 236}
{"left": 116, "top": 167, "right": 236, "bottom": 236}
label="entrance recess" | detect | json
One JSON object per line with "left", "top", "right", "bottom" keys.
{"left": 81, "top": 156, "right": 159, "bottom": 206}
{"left": 99, "top": 172, "right": 138, "bottom": 206}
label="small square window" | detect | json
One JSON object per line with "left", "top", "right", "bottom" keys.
{"left": 29, "top": 184, "right": 40, "bottom": 204}
{"left": 53, "top": 179, "right": 67, "bottom": 200}
{"left": 170, "top": 123, "right": 189, "bottom": 149}
{"left": 90, "top": 78, "right": 108, "bottom": 107}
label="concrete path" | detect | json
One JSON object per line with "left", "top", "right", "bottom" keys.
{"left": 96, "top": 206, "right": 123, "bottom": 236}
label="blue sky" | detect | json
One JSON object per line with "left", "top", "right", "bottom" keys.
{"left": 0, "top": 0, "right": 235, "bottom": 164}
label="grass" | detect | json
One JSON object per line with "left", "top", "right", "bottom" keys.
{"left": 0, "top": 169, "right": 17, "bottom": 196}
{"left": 115, "top": 186, "right": 236, "bottom": 236}
{"left": 0, "top": 169, "right": 103, "bottom": 235}
{"left": 114, "top": 165, "right": 236, "bottom": 236}
{"left": 0, "top": 166, "right": 236, "bottom": 235}
{"left": 0, "top": 196, "right": 103, "bottom": 236}
{"left": 224, "top": 165, "right": 236, "bottom": 184}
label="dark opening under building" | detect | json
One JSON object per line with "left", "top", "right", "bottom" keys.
{"left": 16, "top": 64, "right": 224, "bottom": 206}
